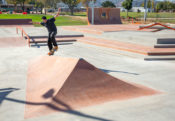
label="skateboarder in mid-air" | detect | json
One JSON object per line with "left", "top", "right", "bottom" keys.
{"left": 35, "top": 8, "right": 61, "bottom": 55}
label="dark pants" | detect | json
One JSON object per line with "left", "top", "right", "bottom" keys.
{"left": 48, "top": 31, "right": 57, "bottom": 51}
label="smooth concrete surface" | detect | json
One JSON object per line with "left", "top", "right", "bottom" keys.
{"left": 95, "top": 30, "right": 175, "bottom": 47}
{"left": 0, "top": 26, "right": 175, "bottom": 121}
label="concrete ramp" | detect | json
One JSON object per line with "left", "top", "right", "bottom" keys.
{"left": 25, "top": 56, "right": 158, "bottom": 118}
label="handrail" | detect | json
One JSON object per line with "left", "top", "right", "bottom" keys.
{"left": 139, "top": 23, "right": 175, "bottom": 31}
{"left": 16, "top": 26, "right": 31, "bottom": 47}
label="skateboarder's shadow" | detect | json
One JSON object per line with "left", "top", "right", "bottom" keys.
{"left": 0, "top": 88, "right": 20, "bottom": 105}
{"left": 0, "top": 88, "right": 113, "bottom": 121}
{"left": 42, "top": 89, "right": 72, "bottom": 110}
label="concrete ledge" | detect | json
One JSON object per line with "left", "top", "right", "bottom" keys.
{"left": 144, "top": 55, "right": 175, "bottom": 61}
{"left": 154, "top": 44, "right": 175, "bottom": 48}
{"left": 148, "top": 51, "right": 175, "bottom": 56}
{"left": 0, "top": 19, "right": 32, "bottom": 25}
{"left": 157, "top": 38, "right": 175, "bottom": 44}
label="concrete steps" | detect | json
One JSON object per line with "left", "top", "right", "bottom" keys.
{"left": 157, "top": 38, "right": 175, "bottom": 44}
{"left": 145, "top": 38, "right": 175, "bottom": 61}
{"left": 154, "top": 44, "right": 175, "bottom": 48}
{"left": 148, "top": 51, "right": 175, "bottom": 56}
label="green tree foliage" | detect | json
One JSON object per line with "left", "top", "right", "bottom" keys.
{"left": 61, "top": 0, "right": 81, "bottom": 15}
{"left": 18, "top": 0, "right": 27, "bottom": 12}
{"left": 141, "top": 0, "right": 151, "bottom": 8}
{"left": 122, "top": 0, "right": 133, "bottom": 17}
{"left": 151, "top": 0, "right": 155, "bottom": 11}
{"left": 6, "top": 0, "right": 19, "bottom": 10}
{"left": 141, "top": 0, "right": 155, "bottom": 12}
{"left": 156, "top": 1, "right": 175, "bottom": 12}
{"left": 36, "top": 0, "right": 50, "bottom": 14}
{"left": 101, "top": 1, "right": 116, "bottom": 8}
{"left": 6, "top": 0, "right": 29, "bottom": 11}
{"left": 81, "top": 0, "right": 96, "bottom": 7}
{"left": 29, "top": 0, "right": 44, "bottom": 14}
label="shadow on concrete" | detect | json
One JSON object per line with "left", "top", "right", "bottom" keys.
{"left": 0, "top": 88, "right": 113, "bottom": 121}
{"left": 0, "top": 88, "right": 20, "bottom": 104}
{"left": 100, "top": 68, "right": 139, "bottom": 75}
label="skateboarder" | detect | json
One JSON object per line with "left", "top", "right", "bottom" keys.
{"left": 34, "top": 8, "right": 61, "bottom": 55}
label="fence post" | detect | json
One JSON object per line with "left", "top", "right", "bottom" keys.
{"left": 22, "top": 30, "right": 23, "bottom": 37}
{"left": 16, "top": 27, "right": 18, "bottom": 34}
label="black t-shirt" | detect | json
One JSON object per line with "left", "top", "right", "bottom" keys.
{"left": 41, "top": 17, "right": 57, "bottom": 33}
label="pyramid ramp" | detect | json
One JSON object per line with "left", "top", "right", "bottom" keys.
{"left": 25, "top": 56, "right": 158, "bottom": 118}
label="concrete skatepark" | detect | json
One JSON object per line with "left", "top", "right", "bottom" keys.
{"left": 1, "top": 19, "right": 175, "bottom": 121}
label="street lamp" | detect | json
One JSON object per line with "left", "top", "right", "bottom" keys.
{"left": 144, "top": 0, "right": 148, "bottom": 22}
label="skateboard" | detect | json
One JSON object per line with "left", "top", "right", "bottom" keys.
{"left": 48, "top": 46, "right": 58, "bottom": 56}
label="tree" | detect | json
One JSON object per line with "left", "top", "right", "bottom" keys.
{"left": 61, "top": 0, "right": 81, "bottom": 15}
{"left": 35, "top": 1, "right": 44, "bottom": 14}
{"left": 6, "top": 0, "right": 18, "bottom": 10}
{"left": 141, "top": 0, "right": 153, "bottom": 12}
{"left": 122, "top": 0, "right": 133, "bottom": 17}
{"left": 46, "top": 0, "right": 60, "bottom": 9}
{"left": 37, "top": 0, "right": 50, "bottom": 14}
{"left": 18, "top": 0, "right": 27, "bottom": 12}
{"left": 151, "top": 0, "right": 155, "bottom": 12}
{"left": 147, "top": 0, "right": 151, "bottom": 9}
{"left": 81, "top": 0, "right": 96, "bottom": 7}
{"left": 155, "top": 2, "right": 162, "bottom": 12}
{"left": 101, "top": 1, "right": 116, "bottom": 8}
{"left": 155, "top": 1, "right": 175, "bottom": 12}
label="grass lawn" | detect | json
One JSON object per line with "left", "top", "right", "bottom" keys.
{"left": 62, "top": 12, "right": 87, "bottom": 17}
{"left": 121, "top": 12, "right": 175, "bottom": 18}
{"left": 62, "top": 11, "right": 175, "bottom": 18}
{"left": 0, "top": 14, "right": 87, "bottom": 26}
{"left": 0, "top": 12, "right": 175, "bottom": 25}
{"left": 63, "top": 12, "right": 175, "bottom": 23}
{"left": 120, "top": 12, "right": 175, "bottom": 23}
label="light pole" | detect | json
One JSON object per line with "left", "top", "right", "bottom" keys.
{"left": 144, "top": 0, "right": 148, "bottom": 22}
{"left": 91, "top": 0, "right": 94, "bottom": 25}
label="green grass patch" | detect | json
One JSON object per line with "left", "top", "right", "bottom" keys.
{"left": 120, "top": 12, "right": 175, "bottom": 18}
{"left": 0, "top": 14, "right": 87, "bottom": 26}
{"left": 61, "top": 12, "right": 87, "bottom": 17}
{"left": 1, "top": 12, "right": 175, "bottom": 25}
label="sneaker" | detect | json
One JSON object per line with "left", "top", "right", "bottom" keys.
{"left": 48, "top": 50, "right": 54, "bottom": 56}
{"left": 53, "top": 46, "right": 58, "bottom": 51}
